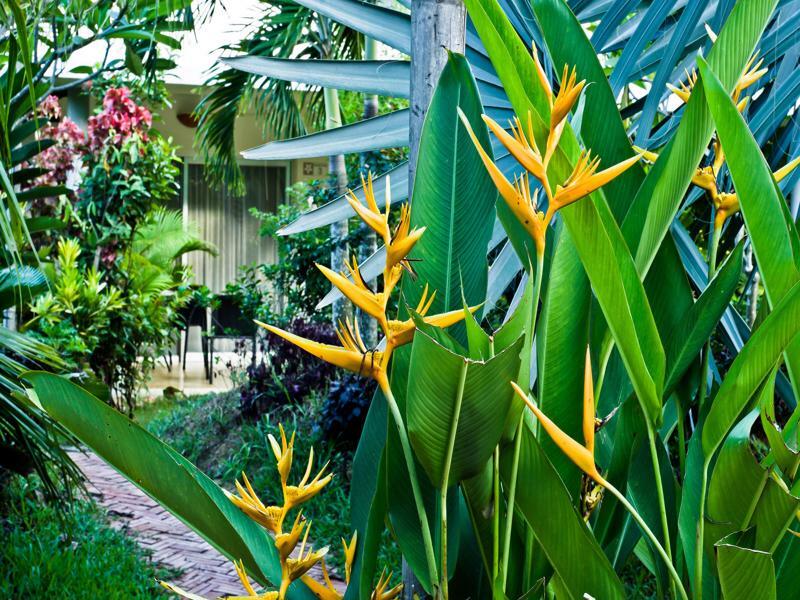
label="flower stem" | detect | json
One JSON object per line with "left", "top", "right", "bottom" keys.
{"left": 698, "top": 225, "right": 721, "bottom": 410}
{"left": 439, "top": 360, "right": 468, "bottom": 599}
{"left": 604, "top": 480, "right": 689, "bottom": 600}
{"left": 500, "top": 252, "right": 544, "bottom": 593}
{"left": 694, "top": 457, "right": 712, "bottom": 596}
{"left": 647, "top": 426, "right": 676, "bottom": 600}
{"left": 501, "top": 414, "right": 524, "bottom": 592}
{"left": 379, "top": 379, "right": 440, "bottom": 592}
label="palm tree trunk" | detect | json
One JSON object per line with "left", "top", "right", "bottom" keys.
{"left": 324, "top": 86, "right": 351, "bottom": 325}
{"left": 404, "top": 3, "right": 466, "bottom": 596}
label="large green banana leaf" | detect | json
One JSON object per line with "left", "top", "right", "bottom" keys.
{"left": 407, "top": 327, "right": 523, "bottom": 487}
{"left": 23, "top": 372, "right": 316, "bottom": 600}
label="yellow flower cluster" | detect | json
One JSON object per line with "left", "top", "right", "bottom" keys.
{"left": 258, "top": 174, "right": 473, "bottom": 394}
{"left": 161, "top": 424, "right": 401, "bottom": 599}
{"left": 459, "top": 49, "right": 641, "bottom": 256}
{"left": 651, "top": 50, "right": 800, "bottom": 230}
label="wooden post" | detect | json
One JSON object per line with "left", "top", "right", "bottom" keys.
{"left": 404, "top": 4, "right": 466, "bottom": 596}
{"left": 408, "top": 0, "right": 467, "bottom": 190}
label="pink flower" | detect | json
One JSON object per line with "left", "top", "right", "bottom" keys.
{"left": 87, "top": 87, "right": 153, "bottom": 151}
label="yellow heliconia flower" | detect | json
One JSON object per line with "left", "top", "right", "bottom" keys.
{"left": 301, "top": 559, "right": 343, "bottom": 600}
{"left": 227, "top": 471, "right": 283, "bottom": 534}
{"left": 257, "top": 319, "right": 386, "bottom": 381}
{"left": 386, "top": 203, "right": 426, "bottom": 273}
{"left": 346, "top": 173, "right": 391, "bottom": 242}
{"left": 457, "top": 108, "right": 548, "bottom": 255}
{"left": 279, "top": 523, "right": 328, "bottom": 599}
{"left": 714, "top": 192, "right": 740, "bottom": 230}
{"left": 666, "top": 69, "right": 697, "bottom": 103}
{"left": 546, "top": 65, "right": 586, "bottom": 166}
{"left": 160, "top": 560, "right": 279, "bottom": 600}
{"left": 512, "top": 347, "right": 607, "bottom": 486}
{"left": 551, "top": 150, "right": 642, "bottom": 211}
{"left": 482, "top": 113, "right": 545, "bottom": 182}
{"left": 386, "top": 284, "right": 477, "bottom": 347}
{"left": 343, "top": 531, "right": 357, "bottom": 585}
{"left": 637, "top": 147, "right": 800, "bottom": 230}
{"left": 668, "top": 52, "right": 766, "bottom": 106}
{"left": 370, "top": 569, "right": 403, "bottom": 600}
{"left": 275, "top": 513, "right": 307, "bottom": 562}
{"left": 733, "top": 53, "right": 767, "bottom": 102}
{"left": 532, "top": 45, "right": 552, "bottom": 106}
{"left": 269, "top": 425, "right": 332, "bottom": 512}
{"left": 317, "top": 260, "right": 387, "bottom": 324}
{"left": 692, "top": 165, "right": 718, "bottom": 195}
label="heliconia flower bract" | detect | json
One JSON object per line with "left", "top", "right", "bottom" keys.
{"left": 512, "top": 346, "right": 607, "bottom": 487}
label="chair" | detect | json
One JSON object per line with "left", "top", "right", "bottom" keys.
{"left": 206, "top": 294, "right": 257, "bottom": 383}
{"left": 178, "top": 298, "right": 210, "bottom": 380}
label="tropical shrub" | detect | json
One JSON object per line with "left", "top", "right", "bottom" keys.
{"left": 26, "top": 208, "right": 213, "bottom": 413}
{"left": 24, "top": 2, "right": 800, "bottom": 600}
{"left": 316, "top": 373, "right": 376, "bottom": 449}
{"left": 238, "top": 319, "right": 339, "bottom": 418}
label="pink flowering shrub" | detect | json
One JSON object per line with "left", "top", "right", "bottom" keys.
{"left": 87, "top": 87, "right": 152, "bottom": 151}
{"left": 28, "top": 96, "right": 86, "bottom": 212}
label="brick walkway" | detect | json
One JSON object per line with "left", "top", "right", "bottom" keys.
{"left": 69, "top": 449, "right": 342, "bottom": 597}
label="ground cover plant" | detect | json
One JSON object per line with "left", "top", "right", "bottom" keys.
{"left": 19, "top": 1, "right": 800, "bottom": 600}
{"left": 0, "top": 474, "right": 171, "bottom": 599}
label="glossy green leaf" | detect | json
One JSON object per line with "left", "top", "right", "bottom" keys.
{"left": 406, "top": 52, "right": 497, "bottom": 316}
{"left": 23, "top": 372, "right": 316, "bottom": 599}
{"left": 698, "top": 55, "right": 800, "bottom": 405}
{"left": 664, "top": 242, "right": 744, "bottom": 393}
{"left": 407, "top": 329, "right": 523, "bottom": 487}
{"left": 346, "top": 390, "right": 389, "bottom": 600}
{"left": 717, "top": 532, "right": 776, "bottom": 600}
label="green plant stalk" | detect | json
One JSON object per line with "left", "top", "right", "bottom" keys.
{"left": 741, "top": 467, "right": 770, "bottom": 530}
{"left": 439, "top": 360, "right": 468, "bottom": 600}
{"left": 646, "top": 426, "right": 676, "bottom": 600}
{"left": 692, "top": 226, "right": 721, "bottom": 596}
{"left": 501, "top": 414, "right": 524, "bottom": 592}
{"left": 500, "top": 252, "right": 544, "bottom": 592}
{"left": 698, "top": 224, "right": 721, "bottom": 410}
{"left": 676, "top": 408, "right": 687, "bottom": 477}
{"left": 379, "top": 380, "right": 440, "bottom": 591}
{"left": 604, "top": 480, "right": 689, "bottom": 600}
{"left": 492, "top": 447, "right": 500, "bottom": 589}
{"left": 523, "top": 526, "right": 534, "bottom": 591}
{"left": 695, "top": 457, "right": 711, "bottom": 596}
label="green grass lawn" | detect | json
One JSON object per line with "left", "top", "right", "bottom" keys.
{"left": 0, "top": 475, "right": 173, "bottom": 599}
